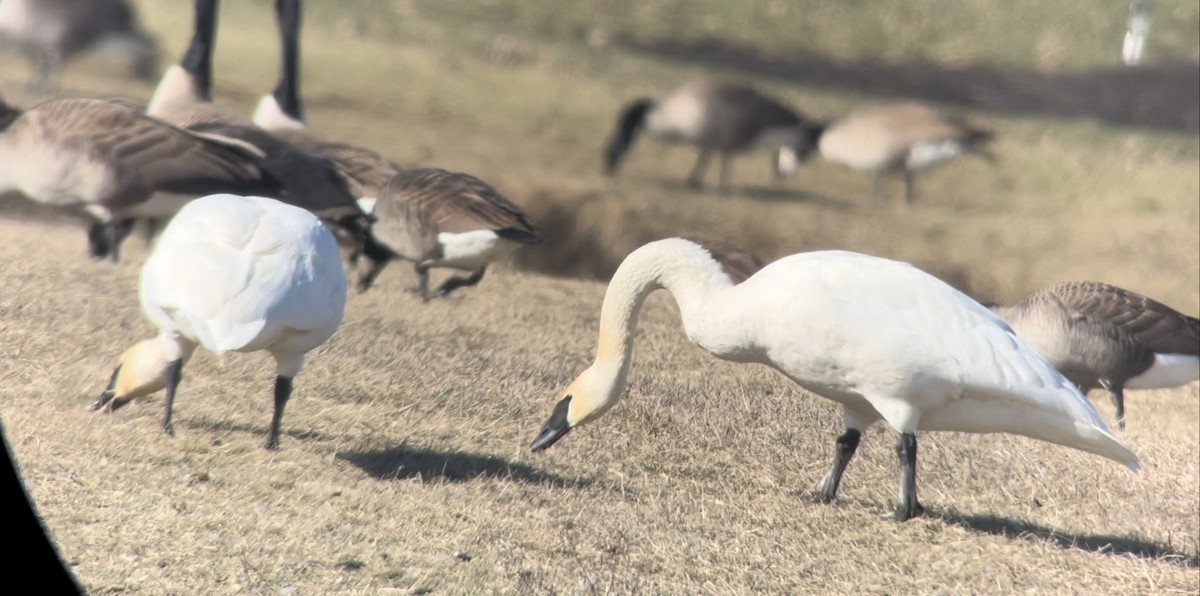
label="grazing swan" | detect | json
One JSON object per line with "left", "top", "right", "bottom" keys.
{"left": 799, "top": 101, "right": 994, "bottom": 205}
{"left": 604, "top": 79, "right": 823, "bottom": 194}
{"left": 530, "top": 238, "right": 1139, "bottom": 520}
{"left": 90, "top": 193, "right": 348, "bottom": 450}
{"left": 996, "top": 281, "right": 1200, "bottom": 429}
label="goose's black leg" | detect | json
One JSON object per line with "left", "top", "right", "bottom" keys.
{"left": 1109, "top": 384, "right": 1127, "bottom": 430}
{"left": 105, "top": 221, "right": 124, "bottom": 264}
{"left": 870, "top": 171, "right": 886, "bottom": 202}
{"left": 355, "top": 235, "right": 394, "bottom": 293}
{"left": 903, "top": 170, "right": 916, "bottom": 205}
{"left": 161, "top": 359, "right": 184, "bottom": 437}
{"left": 435, "top": 267, "right": 486, "bottom": 298}
{"left": 265, "top": 375, "right": 293, "bottom": 450}
{"left": 412, "top": 264, "right": 431, "bottom": 300}
{"left": 814, "top": 428, "right": 861, "bottom": 503}
{"left": 716, "top": 152, "right": 733, "bottom": 195}
{"left": 895, "top": 432, "right": 925, "bottom": 521}
{"left": 686, "top": 150, "right": 711, "bottom": 188}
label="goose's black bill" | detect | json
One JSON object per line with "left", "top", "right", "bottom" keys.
{"left": 530, "top": 396, "right": 572, "bottom": 452}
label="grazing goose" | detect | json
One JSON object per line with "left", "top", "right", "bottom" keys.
{"left": 603, "top": 79, "right": 823, "bottom": 194}
{"left": 356, "top": 168, "right": 542, "bottom": 297}
{"left": 250, "top": 0, "right": 401, "bottom": 268}
{"left": 995, "top": 281, "right": 1200, "bottom": 429}
{"left": 529, "top": 238, "right": 1139, "bottom": 521}
{"left": 807, "top": 102, "right": 994, "bottom": 204}
{"left": 0, "top": 0, "right": 159, "bottom": 95}
{"left": 126, "top": 0, "right": 372, "bottom": 260}
{"left": 0, "top": 97, "right": 273, "bottom": 262}
{"left": 90, "top": 193, "right": 348, "bottom": 450}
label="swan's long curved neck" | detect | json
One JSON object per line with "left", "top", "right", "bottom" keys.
{"left": 593, "top": 240, "right": 733, "bottom": 388}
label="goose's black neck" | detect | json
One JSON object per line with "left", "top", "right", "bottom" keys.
{"left": 603, "top": 98, "right": 655, "bottom": 174}
{"left": 180, "top": 0, "right": 219, "bottom": 100}
{"left": 272, "top": 0, "right": 305, "bottom": 122}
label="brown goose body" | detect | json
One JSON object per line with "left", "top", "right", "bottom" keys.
{"left": 681, "top": 237, "right": 769, "bottom": 285}
{"left": 0, "top": 0, "right": 159, "bottom": 94}
{"left": 817, "top": 102, "right": 994, "bottom": 204}
{"left": 356, "top": 168, "right": 541, "bottom": 298}
{"left": 142, "top": 0, "right": 369, "bottom": 238}
{"left": 998, "top": 281, "right": 1200, "bottom": 427}
{"left": 604, "top": 79, "right": 823, "bottom": 193}
{"left": 249, "top": 0, "right": 400, "bottom": 216}
{"left": 0, "top": 97, "right": 272, "bottom": 261}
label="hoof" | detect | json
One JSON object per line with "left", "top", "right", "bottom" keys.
{"left": 893, "top": 501, "right": 926, "bottom": 522}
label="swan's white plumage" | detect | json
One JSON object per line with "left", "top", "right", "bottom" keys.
{"left": 543, "top": 239, "right": 1138, "bottom": 473}
{"left": 140, "top": 193, "right": 347, "bottom": 365}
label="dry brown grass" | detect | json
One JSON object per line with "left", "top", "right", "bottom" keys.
{"left": 1, "top": 1, "right": 1198, "bottom": 593}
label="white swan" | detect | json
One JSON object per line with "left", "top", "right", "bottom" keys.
{"left": 530, "top": 238, "right": 1139, "bottom": 520}
{"left": 89, "top": 193, "right": 348, "bottom": 450}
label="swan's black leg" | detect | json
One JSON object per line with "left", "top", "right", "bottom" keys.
{"left": 814, "top": 428, "right": 861, "bottom": 503}
{"left": 265, "top": 375, "right": 293, "bottom": 450}
{"left": 895, "top": 432, "right": 925, "bottom": 521}
{"left": 161, "top": 359, "right": 184, "bottom": 437}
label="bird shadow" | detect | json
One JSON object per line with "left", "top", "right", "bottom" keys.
{"left": 177, "top": 418, "right": 334, "bottom": 444}
{"left": 641, "top": 176, "right": 854, "bottom": 209}
{"left": 929, "top": 508, "right": 1199, "bottom": 568}
{"left": 337, "top": 444, "right": 592, "bottom": 489}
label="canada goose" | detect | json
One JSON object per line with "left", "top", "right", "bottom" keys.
{"left": 805, "top": 101, "right": 994, "bottom": 204}
{"left": 0, "top": 97, "right": 274, "bottom": 262}
{"left": 356, "top": 168, "right": 542, "bottom": 298}
{"left": 89, "top": 193, "right": 348, "bottom": 450}
{"left": 680, "top": 236, "right": 769, "bottom": 284}
{"left": 250, "top": 0, "right": 401, "bottom": 268}
{"left": 995, "top": 281, "right": 1200, "bottom": 428}
{"left": 0, "top": 0, "right": 159, "bottom": 95}
{"left": 529, "top": 239, "right": 1138, "bottom": 521}
{"left": 132, "top": 0, "right": 373, "bottom": 259}
{"left": 603, "top": 79, "right": 823, "bottom": 194}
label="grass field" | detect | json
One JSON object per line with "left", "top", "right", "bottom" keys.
{"left": 1, "top": 0, "right": 1198, "bottom": 593}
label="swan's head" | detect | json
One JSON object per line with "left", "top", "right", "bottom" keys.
{"left": 530, "top": 363, "right": 624, "bottom": 451}
{"left": 89, "top": 339, "right": 191, "bottom": 413}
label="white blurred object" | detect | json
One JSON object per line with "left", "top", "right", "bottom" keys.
{"left": 1122, "top": 0, "right": 1152, "bottom": 66}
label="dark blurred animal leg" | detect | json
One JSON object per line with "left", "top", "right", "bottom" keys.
{"left": 903, "top": 170, "right": 916, "bottom": 205}
{"left": 716, "top": 152, "right": 733, "bottom": 195}
{"left": 686, "top": 150, "right": 711, "bottom": 189}
{"left": 435, "top": 267, "right": 487, "bottom": 298}
{"left": 412, "top": 264, "right": 431, "bottom": 300}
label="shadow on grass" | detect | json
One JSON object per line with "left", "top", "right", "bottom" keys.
{"left": 932, "top": 509, "right": 1199, "bottom": 568}
{"left": 177, "top": 418, "right": 333, "bottom": 444}
{"left": 337, "top": 444, "right": 591, "bottom": 489}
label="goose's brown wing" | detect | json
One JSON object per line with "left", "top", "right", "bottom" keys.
{"left": 383, "top": 168, "right": 540, "bottom": 242}
{"left": 1054, "top": 281, "right": 1200, "bottom": 356}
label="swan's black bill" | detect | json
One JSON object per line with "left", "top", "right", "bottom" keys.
{"left": 88, "top": 366, "right": 130, "bottom": 412}
{"left": 530, "top": 396, "right": 572, "bottom": 452}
